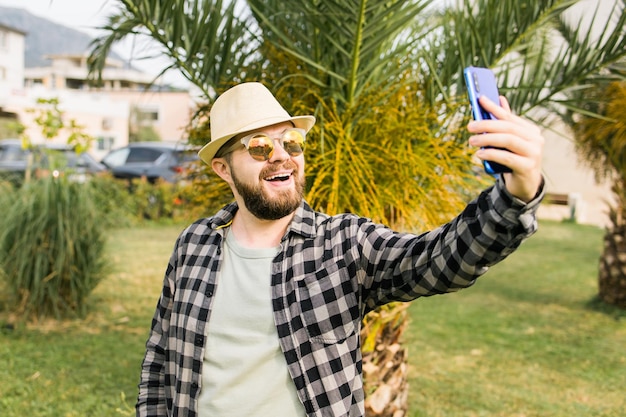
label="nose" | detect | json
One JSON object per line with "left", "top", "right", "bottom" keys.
{"left": 268, "top": 138, "right": 290, "bottom": 162}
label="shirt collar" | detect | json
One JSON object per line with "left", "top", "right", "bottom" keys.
{"left": 208, "top": 200, "right": 319, "bottom": 239}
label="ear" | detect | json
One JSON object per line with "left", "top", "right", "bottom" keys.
{"left": 211, "top": 157, "right": 233, "bottom": 183}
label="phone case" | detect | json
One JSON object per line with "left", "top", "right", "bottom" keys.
{"left": 463, "top": 66, "right": 512, "bottom": 175}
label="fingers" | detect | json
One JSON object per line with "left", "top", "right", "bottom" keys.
{"left": 468, "top": 96, "right": 542, "bottom": 145}
{"left": 499, "top": 96, "right": 511, "bottom": 112}
{"left": 466, "top": 94, "right": 545, "bottom": 202}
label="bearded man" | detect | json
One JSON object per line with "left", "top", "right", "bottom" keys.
{"left": 136, "top": 82, "right": 545, "bottom": 417}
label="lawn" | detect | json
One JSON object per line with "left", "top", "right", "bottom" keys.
{"left": 0, "top": 220, "right": 624, "bottom": 416}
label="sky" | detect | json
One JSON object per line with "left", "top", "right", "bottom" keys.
{"left": 0, "top": 0, "right": 117, "bottom": 36}
{"left": 0, "top": 0, "right": 188, "bottom": 86}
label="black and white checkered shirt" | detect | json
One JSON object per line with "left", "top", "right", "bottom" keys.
{"left": 136, "top": 178, "right": 542, "bottom": 417}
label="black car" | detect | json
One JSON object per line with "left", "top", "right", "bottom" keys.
{"left": 100, "top": 141, "right": 199, "bottom": 183}
{"left": 0, "top": 138, "right": 106, "bottom": 184}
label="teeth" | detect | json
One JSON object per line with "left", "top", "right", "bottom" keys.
{"left": 266, "top": 173, "right": 290, "bottom": 181}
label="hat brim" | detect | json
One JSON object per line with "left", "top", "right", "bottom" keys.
{"left": 198, "top": 115, "right": 315, "bottom": 164}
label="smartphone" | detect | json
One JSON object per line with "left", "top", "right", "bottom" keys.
{"left": 463, "top": 66, "right": 512, "bottom": 175}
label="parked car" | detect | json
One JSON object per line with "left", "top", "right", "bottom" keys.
{"left": 0, "top": 139, "right": 30, "bottom": 177}
{"left": 0, "top": 138, "right": 106, "bottom": 184}
{"left": 100, "top": 141, "right": 199, "bottom": 184}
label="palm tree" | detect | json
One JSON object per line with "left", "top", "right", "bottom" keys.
{"left": 88, "top": 0, "right": 626, "bottom": 414}
{"left": 571, "top": 81, "right": 626, "bottom": 307}
{"left": 423, "top": 0, "right": 626, "bottom": 310}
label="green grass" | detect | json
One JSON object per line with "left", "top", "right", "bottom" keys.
{"left": 405, "top": 221, "right": 626, "bottom": 417}
{"left": 0, "top": 224, "right": 183, "bottom": 417}
{"left": 1, "top": 220, "right": 624, "bottom": 416}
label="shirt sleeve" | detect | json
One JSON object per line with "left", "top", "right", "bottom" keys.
{"left": 358, "top": 176, "right": 544, "bottom": 312}
{"left": 136, "top": 242, "right": 178, "bottom": 416}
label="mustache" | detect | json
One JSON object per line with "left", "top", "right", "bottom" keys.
{"left": 259, "top": 161, "right": 298, "bottom": 179}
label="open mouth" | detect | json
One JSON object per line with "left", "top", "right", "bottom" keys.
{"left": 264, "top": 173, "right": 292, "bottom": 182}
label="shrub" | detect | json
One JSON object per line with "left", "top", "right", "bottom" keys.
{"left": 86, "top": 173, "right": 137, "bottom": 228}
{"left": 129, "top": 178, "right": 177, "bottom": 221}
{"left": 0, "top": 176, "right": 108, "bottom": 319}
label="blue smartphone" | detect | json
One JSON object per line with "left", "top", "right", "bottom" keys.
{"left": 463, "top": 66, "right": 512, "bottom": 175}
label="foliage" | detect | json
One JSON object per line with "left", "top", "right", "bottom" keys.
{"left": 573, "top": 81, "right": 626, "bottom": 184}
{"left": 86, "top": 173, "right": 138, "bottom": 228}
{"left": 88, "top": 0, "right": 626, "bottom": 227}
{"left": 24, "top": 97, "right": 93, "bottom": 153}
{"left": 302, "top": 85, "right": 477, "bottom": 228}
{"left": 128, "top": 178, "right": 179, "bottom": 221}
{"left": 0, "top": 96, "right": 109, "bottom": 321}
{"left": 572, "top": 80, "right": 626, "bottom": 307}
{"left": 246, "top": 0, "right": 479, "bottom": 227}
{"left": 185, "top": 117, "right": 236, "bottom": 216}
{"left": 86, "top": 174, "right": 202, "bottom": 225}
{"left": 0, "top": 177, "right": 108, "bottom": 319}
{"left": 130, "top": 125, "right": 161, "bottom": 143}
{"left": 88, "top": 0, "right": 259, "bottom": 100}
{"left": 174, "top": 172, "right": 228, "bottom": 220}
{"left": 0, "top": 116, "right": 25, "bottom": 139}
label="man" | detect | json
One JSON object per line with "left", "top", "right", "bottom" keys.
{"left": 136, "top": 82, "right": 544, "bottom": 417}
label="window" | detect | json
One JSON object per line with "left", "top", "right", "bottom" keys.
{"left": 126, "top": 148, "right": 163, "bottom": 163}
{"left": 96, "top": 136, "right": 115, "bottom": 151}
{"left": 101, "top": 147, "right": 130, "bottom": 167}
{"left": 66, "top": 78, "right": 85, "bottom": 90}
{"left": 136, "top": 107, "right": 159, "bottom": 123}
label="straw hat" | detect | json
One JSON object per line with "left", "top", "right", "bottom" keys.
{"left": 198, "top": 82, "right": 316, "bottom": 164}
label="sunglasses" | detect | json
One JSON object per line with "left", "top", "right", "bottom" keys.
{"left": 238, "top": 128, "right": 306, "bottom": 161}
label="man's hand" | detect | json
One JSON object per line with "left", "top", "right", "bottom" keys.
{"left": 468, "top": 95, "right": 544, "bottom": 203}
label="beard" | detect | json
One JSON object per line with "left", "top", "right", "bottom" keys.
{"left": 231, "top": 162, "right": 304, "bottom": 220}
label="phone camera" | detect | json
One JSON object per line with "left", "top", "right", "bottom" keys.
{"left": 473, "top": 73, "right": 480, "bottom": 93}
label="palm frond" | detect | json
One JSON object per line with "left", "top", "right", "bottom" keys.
{"left": 88, "top": 0, "right": 258, "bottom": 100}
{"left": 247, "top": 0, "right": 431, "bottom": 109}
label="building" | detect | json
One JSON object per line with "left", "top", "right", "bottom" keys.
{"left": 0, "top": 23, "right": 26, "bottom": 113}
{"left": 1, "top": 37, "right": 195, "bottom": 160}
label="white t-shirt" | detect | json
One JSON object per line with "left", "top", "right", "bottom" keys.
{"left": 197, "top": 230, "right": 306, "bottom": 417}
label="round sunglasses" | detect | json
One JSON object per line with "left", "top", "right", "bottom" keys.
{"left": 237, "top": 128, "right": 306, "bottom": 161}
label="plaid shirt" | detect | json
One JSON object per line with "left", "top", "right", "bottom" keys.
{"left": 136, "top": 179, "right": 542, "bottom": 417}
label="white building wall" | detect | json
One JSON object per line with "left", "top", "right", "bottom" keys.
{"left": 538, "top": 122, "right": 614, "bottom": 227}
{"left": 0, "top": 25, "right": 25, "bottom": 106}
{"left": 4, "top": 87, "right": 130, "bottom": 160}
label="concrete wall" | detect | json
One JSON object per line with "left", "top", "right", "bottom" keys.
{"left": 538, "top": 121, "right": 614, "bottom": 227}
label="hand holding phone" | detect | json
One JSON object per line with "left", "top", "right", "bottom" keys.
{"left": 463, "top": 66, "right": 512, "bottom": 175}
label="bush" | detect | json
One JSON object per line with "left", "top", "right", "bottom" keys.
{"left": 86, "top": 173, "right": 137, "bottom": 228}
{"left": 0, "top": 176, "right": 108, "bottom": 319}
{"left": 124, "top": 177, "right": 204, "bottom": 223}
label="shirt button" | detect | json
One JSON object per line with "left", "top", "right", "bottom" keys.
{"left": 194, "top": 335, "right": 204, "bottom": 346}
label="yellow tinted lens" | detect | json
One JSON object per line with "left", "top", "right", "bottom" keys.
{"left": 282, "top": 130, "right": 305, "bottom": 155}
{"left": 247, "top": 135, "right": 274, "bottom": 160}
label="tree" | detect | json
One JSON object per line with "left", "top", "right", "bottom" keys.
{"left": 424, "top": 0, "right": 626, "bottom": 310}
{"left": 572, "top": 81, "right": 626, "bottom": 307}
{"left": 88, "top": 0, "right": 626, "bottom": 414}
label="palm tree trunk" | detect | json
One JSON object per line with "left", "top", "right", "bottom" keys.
{"left": 598, "top": 186, "right": 626, "bottom": 308}
{"left": 361, "top": 302, "right": 410, "bottom": 417}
